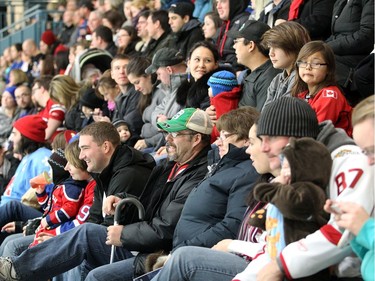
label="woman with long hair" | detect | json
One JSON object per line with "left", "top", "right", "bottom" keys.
{"left": 126, "top": 56, "right": 165, "bottom": 151}
{"left": 176, "top": 41, "right": 227, "bottom": 110}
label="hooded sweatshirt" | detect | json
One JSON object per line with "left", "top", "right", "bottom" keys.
{"left": 216, "top": 0, "right": 250, "bottom": 70}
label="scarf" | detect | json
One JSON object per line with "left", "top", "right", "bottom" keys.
{"left": 288, "top": 0, "right": 304, "bottom": 20}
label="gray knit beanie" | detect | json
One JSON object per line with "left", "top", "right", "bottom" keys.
{"left": 257, "top": 97, "right": 320, "bottom": 138}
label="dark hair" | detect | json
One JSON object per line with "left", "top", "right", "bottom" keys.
{"left": 55, "top": 50, "right": 69, "bottom": 73}
{"left": 18, "top": 135, "right": 47, "bottom": 155}
{"left": 121, "top": 26, "right": 140, "bottom": 42}
{"left": 80, "top": 122, "right": 120, "bottom": 147}
{"left": 186, "top": 129, "right": 211, "bottom": 147}
{"left": 138, "top": 10, "right": 151, "bottom": 20}
{"left": 126, "top": 56, "right": 149, "bottom": 77}
{"left": 40, "top": 55, "right": 56, "bottom": 76}
{"left": 94, "top": 25, "right": 113, "bottom": 43}
{"left": 13, "top": 43, "right": 22, "bottom": 52}
{"left": 204, "top": 12, "right": 222, "bottom": 29}
{"left": 103, "top": 9, "right": 124, "bottom": 32}
{"left": 292, "top": 41, "right": 336, "bottom": 97}
{"left": 150, "top": 10, "right": 171, "bottom": 33}
{"left": 33, "top": 75, "right": 53, "bottom": 91}
{"left": 188, "top": 41, "right": 219, "bottom": 62}
{"left": 126, "top": 56, "right": 154, "bottom": 114}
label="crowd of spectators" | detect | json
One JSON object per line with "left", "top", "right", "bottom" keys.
{"left": 0, "top": 0, "right": 373, "bottom": 280}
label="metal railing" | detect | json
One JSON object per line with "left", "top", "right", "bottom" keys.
{"left": 0, "top": 4, "right": 63, "bottom": 53}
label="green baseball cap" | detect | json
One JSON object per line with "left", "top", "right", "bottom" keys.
{"left": 157, "top": 108, "right": 213, "bottom": 135}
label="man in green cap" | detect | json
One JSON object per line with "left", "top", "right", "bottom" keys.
{"left": 0, "top": 108, "right": 212, "bottom": 281}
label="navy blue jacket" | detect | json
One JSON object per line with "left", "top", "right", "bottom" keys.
{"left": 173, "top": 145, "right": 259, "bottom": 249}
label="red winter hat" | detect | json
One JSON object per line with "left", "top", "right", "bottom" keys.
{"left": 13, "top": 115, "right": 47, "bottom": 143}
{"left": 63, "top": 130, "right": 77, "bottom": 143}
{"left": 54, "top": 44, "right": 69, "bottom": 56}
{"left": 41, "top": 30, "right": 56, "bottom": 46}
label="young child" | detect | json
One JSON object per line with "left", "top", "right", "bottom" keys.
{"left": 292, "top": 41, "right": 353, "bottom": 136}
{"left": 80, "top": 87, "right": 105, "bottom": 130}
{"left": 262, "top": 22, "right": 311, "bottom": 109}
{"left": 30, "top": 141, "right": 93, "bottom": 247}
{"left": 233, "top": 137, "right": 332, "bottom": 280}
{"left": 207, "top": 70, "right": 241, "bottom": 142}
{"left": 113, "top": 119, "right": 138, "bottom": 147}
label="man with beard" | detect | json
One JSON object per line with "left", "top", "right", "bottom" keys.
{"left": 0, "top": 108, "right": 212, "bottom": 281}
{"left": 14, "top": 85, "right": 37, "bottom": 119}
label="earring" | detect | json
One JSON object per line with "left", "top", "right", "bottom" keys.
{"left": 186, "top": 66, "right": 190, "bottom": 82}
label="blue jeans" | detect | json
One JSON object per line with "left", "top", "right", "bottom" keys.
{"left": 85, "top": 257, "right": 136, "bottom": 281}
{"left": 0, "top": 200, "right": 42, "bottom": 243}
{"left": 1, "top": 233, "right": 33, "bottom": 256}
{"left": 11, "top": 223, "right": 134, "bottom": 281}
{"left": 151, "top": 246, "right": 248, "bottom": 281}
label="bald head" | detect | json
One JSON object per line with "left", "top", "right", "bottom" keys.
{"left": 22, "top": 39, "right": 38, "bottom": 57}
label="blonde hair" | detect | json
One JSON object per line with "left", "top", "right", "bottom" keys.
{"left": 10, "top": 69, "right": 29, "bottom": 86}
{"left": 352, "top": 95, "right": 374, "bottom": 126}
{"left": 131, "top": 0, "right": 153, "bottom": 10}
{"left": 49, "top": 75, "right": 80, "bottom": 110}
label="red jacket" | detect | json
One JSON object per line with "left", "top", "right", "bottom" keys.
{"left": 211, "top": 86, "right": 241, "bottom": 142}
{"left": 298, "top": 86, "right": 353, "bottom": 136}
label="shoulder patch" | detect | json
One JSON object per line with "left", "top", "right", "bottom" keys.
{"left": 322, "top": 89, "right": 338, "bottom": 99}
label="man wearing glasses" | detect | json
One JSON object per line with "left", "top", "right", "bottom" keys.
{"left": 0, "top": 108, "right": 212, "bottom": 281}
{"left": 14, "top": 85, "right": 36, "bottom": 120}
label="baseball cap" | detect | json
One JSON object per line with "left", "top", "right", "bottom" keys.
{"left": 157, "top": 108, "right": 213, "bottom": 135}
{"left": 227, "top": 20, "right": 270, "bottom": 42}
{"left": 145, "top": 48, "right": 185, "bottom": 74}
{"left": 168, "top": 2, "right": 195, "bottom": 18}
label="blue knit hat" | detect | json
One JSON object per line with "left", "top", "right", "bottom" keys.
{"left": 4, "top": 86, "right": 17, "bottom": 101}
{"left": 207, "top": 70, "right": 238, "bottom": 97}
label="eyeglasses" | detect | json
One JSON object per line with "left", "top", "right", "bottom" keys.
{"left": 15, "top": 93, "right": 31, "bottom": 99}
{"left": 163, "top": 132, "right": 196, "bottom": 138}
{"left": 296, "top": 61, "right": 328, "bottom": 69}
{"left": 217, "top": 132, "right": 236, "bottom": 142}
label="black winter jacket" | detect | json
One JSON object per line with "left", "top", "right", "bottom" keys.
{"left": 215, "top": 0, "right": 249, "bottom": 71}
{"left": 118, "top": 145, "right": 211, "bottom": 252}
{"left": 176, "top": 66, "right": 236, "bottom": 110}
{"left": 326, "top": 0, "right": 374, "bottom": 66}
{"left": 143, "top": 31, "right": 174, "bottom": 60}
{"left": 87, "top": 145, "right": 155, "bottom": 226}
{"left": 172, "top": 19, "right": 205, "bottom": 58}
{"left": 113, "top": 86, "right": 144, "bottom": 138}
{"left": 293, "top": 0, "right": 334, "bottom": 40}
